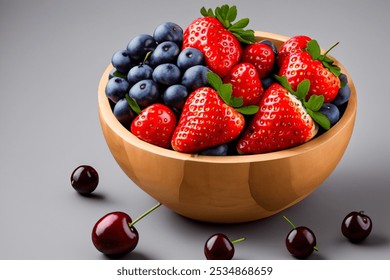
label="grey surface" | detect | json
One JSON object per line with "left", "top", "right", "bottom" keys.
{"left": 0, "top": 0, "right": 389, "bottom": 260}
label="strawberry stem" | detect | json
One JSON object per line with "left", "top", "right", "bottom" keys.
{"left": 323, "top": 42, "right": 340, "bottom": 56}
{"left": 128, "top": 202, "right": 162, "bottom": 227}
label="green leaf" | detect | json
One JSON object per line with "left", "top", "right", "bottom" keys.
{"left": 235, "top": 105, "right": 259, "bottom": 115}
{"left": 307, "top": 110, "right": 331, "bottom": 130}
{"left": 296, "top": 79, "right": 310, "bottom": 100}
{"left": 207, "top": 8, "right": 214, "bottom": 17}
{"left": 218, "top": 83, "right": 233, "bottom": 104}
{"left": 206, "top": 71, "right": 222, "bottom": 90}
{"left": 226, "top": 5, "right": 237, "bottom": 22}
{"left": 125, "top": 94, "right": 141, "bottom": 115}
{"left": 330, "top": 65, "right": 341, "bottom": 77}
{"left": 229, "top": 18, "right": 249, "bottom": 29}
{"left": 230, "top": 96, "right": 244, "bottom": 108}
{"left": 111, "top": 70, "right": 127, "bottom": 79}
{"left": 232, "top": 32, "right": 254, "bottom": 44}
{"left": 307, "top": 40, "right": 321, "bottom": 60}
{"left": 215, "top": 8, "right": 225, "bottom": 26}
{"left": 200, "top": 7, "right": 208, "bottom": 16}
{"left": 319, "top": 54, "right": 334, "bottom": 64}
{"left": 305, "top": 94, "right": 324, "bottom": 112}
{"left": 274, "top": 75, "right": 294, "bottom": 93}
{"left": 220, "top": 4, "right": 229, "bottom": 18}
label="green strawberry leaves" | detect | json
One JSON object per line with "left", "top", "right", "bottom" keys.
{"left": 207, "top": 72, "right": 258, "bottom": 115}
{"left": 306, "top": 40, "right": 341, "bottom": 77}
{"left": 200, "top": 5, "right": 255, "bottom": 44}
{"left": 125, "top": 94, "right": 141, "bottom": 115}
{"left": 275, "top": 75, "right": 331, "bottom": 130}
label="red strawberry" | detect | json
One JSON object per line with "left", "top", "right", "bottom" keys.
{"left": 278, "top": 40, "right": 341, "bottom": 103}
{"left": 237, "top": 76, "right": 330, "bottom": 155}
{"left": 277, "top": 35, "right": 311, "bottom": 67}
{"left": 182, "top": 5, "right": 255, "bottom": 78}
{"left": 131, "top": 103, "right": 177, "bottom": 148}
{"left": 242, "top": 42, "right": 275, "bottom": 79}
{"left": 223, "top": 62, "right": 264, "bottom": 106}
{"left": 171, "top": 72, "right": 258, "bottom": 154}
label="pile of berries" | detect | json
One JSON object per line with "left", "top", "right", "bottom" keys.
{"left": 105, "top": 4, "right": 351, "bottom": 155}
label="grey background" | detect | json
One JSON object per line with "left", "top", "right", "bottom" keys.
{"left": 1, "top": 0, "right": 389, "bottom": 260}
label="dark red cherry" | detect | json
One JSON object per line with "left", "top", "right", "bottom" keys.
{"left": 283, "top": 216, "right": 317, "bottom": 259}
{"left": 91, "top": 203, "right": 161, "bottom": 256}
{"left": 70, "top": 165, "right": 99, "bottom": 194}
{"left": 204, "top": 233, "right": 245, "bottom": 260}
{"left": 92, "top": 211, "right": 139, "bottom": 256}
{"left": 342, "top": 211, "right": 372, "bottom": 243}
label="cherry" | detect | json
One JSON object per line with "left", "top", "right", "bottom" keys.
{"left": 283, "top": 216, "right": 317, "bottom": 259}
{"left": 341, "top": 211, "right": 372, "bottom": 243}
{"left": 92, "top": 203, "right": 161, "bottom": 256}
{"left": 70, "top": 165, "right": 99, "bottom": 195}
{"left": 204, "top": 233, "right": 245, "bottom": 260}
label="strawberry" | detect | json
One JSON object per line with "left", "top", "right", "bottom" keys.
{"left": 130, "top": 103, "right": 177, "bottom": 149}
{"left": 242, "top": 42, "right": 276, "bottom": 79}
{"left": 171, "top": 72, "right": 258, "bottom": 154}
{"left": 223, "top": 62, "right": 264, "bottom": 106}
{"left": 278, "top": 39, "right": 341, "bottom": 103}
{"left": 182, "top": 5, "right": 255, "bottom": 78}
{"left": 277, "top": 35, "right": 311, "bottom": 67}
{"left": 237, "top": 76, "right": 330, "bottom": 154}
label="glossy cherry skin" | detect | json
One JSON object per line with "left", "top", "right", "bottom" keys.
{"left": 92, "top": 212, "right": 139, "bottom": 256}
{"left": 70, "top": 165, "right": 99, "bottom": 194}
{"left": 286, "top": 226, "right": 316, "bottom": 259}
{"left": 342, "top": 211, "right": 372, "bottom": 243}
{"left": 204, "top": 233, "right": 234, "bottom": 260}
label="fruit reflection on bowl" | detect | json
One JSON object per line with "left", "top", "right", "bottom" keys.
{"left": 98, "top": 31, "right": 357, "bottom": 223}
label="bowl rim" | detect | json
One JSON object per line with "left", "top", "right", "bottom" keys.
{"left": 98, "top": 31, "right": 357, "bottom": 164}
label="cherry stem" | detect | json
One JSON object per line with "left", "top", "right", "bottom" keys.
{"left": 128, "top": 202, "right": 162, "bottom": 227}
{"left": 313, "top": 246, "right": 318, "bottom": 251}
{"left": 231, "top": 237, "right": 246, "bottom": 244}
{"left": 283, "top": 215, "right": 296, "bottom": 229}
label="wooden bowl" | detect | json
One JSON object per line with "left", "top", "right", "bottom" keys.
{"left": 98, "top": 31, "right": 357, "bottom": 223}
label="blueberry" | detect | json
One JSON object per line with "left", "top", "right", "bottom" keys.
{"left": 339, "top": 72, "right": 348, "bottom": 86}
{"left": 177, "top": 48, "right": 205, "bottom": 71}
{"left": 261, "top": 75, "right": 275, "bottom": 90}
{"left": 163, "top": 84, "right": 188, "bottom": 110}
{"left": 113, "top": 98, "right": 136, "bottom": 127}
{"left": 260, "top": 39, "right": 278, "bottom": 57}
{"left": 127, "top": 64, "right": 153, "bottom": 86}
{"left": 105, "top": 77, "right": 130, "bottom": 103}
{"left": 129, "top": 79, "right": 160, "bottom": 108}
{"left": 181, "top": 65, "right": 210, "bottom": 92}
{"left": 148, "top": 41, "right": 180, "bottom": 68}
{"left": 152, "top": 63, "right": 181, "bottom": 86}
{"left": 111, "top": 49, "right": 132, "bottom": 74}
{"left": 153, "top": 22, "right": 183, "bottom": 46}
{"left": 200, "top": 144, "right": 229, "bottom": 156}
{"left": 333, "top": 84, "right": 351, "bottom": 106}
{"left": 320, "top": 103, "right": 340, "bottom": 126}
{"left": 127, "top": 34, "right": 157, "bottom": 62}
